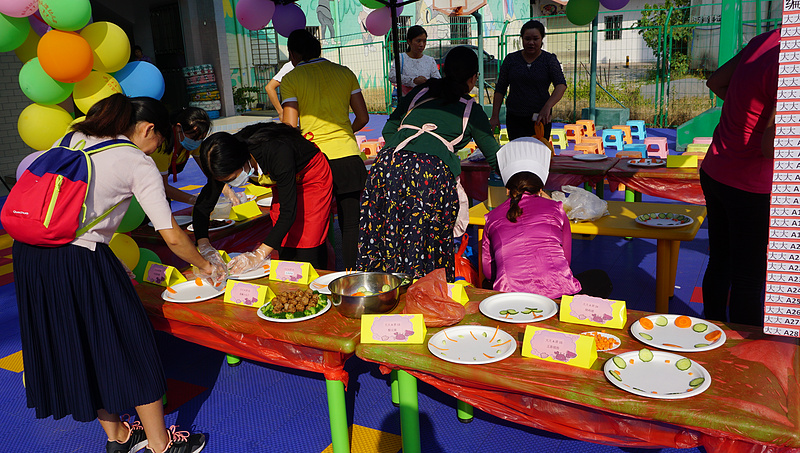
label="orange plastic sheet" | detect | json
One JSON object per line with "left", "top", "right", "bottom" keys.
{"left": 357, "top": 293, "right": 800, "bottom": 453}
{"left": 137, "top": 279, "right": 360, "bottom": 385}
{"left": 607, "top": 160, "right": 704, "bottom": 205}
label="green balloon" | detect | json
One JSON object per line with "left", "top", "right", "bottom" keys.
{"left": 19, "top": 58, "right": 75, "bottom": 105}
{"left": 566, "top": 0, "right": 599, "bottom": 26}
{"left": 360, "top": 0, "right": 385, "bottom": 9}
{"left": 0, "top": 14, "right": 30, "bottom": 53}
{"left": 132, "top": 248, "right": 161, "bottom": 283}
{"left": 116, "top": 196, "right": 146, "bottom": 233}
{"left": 39, "top": 0, "right": 92, "bottom": 32}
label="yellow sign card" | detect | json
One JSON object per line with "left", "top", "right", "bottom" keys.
{"left": 446, "top": 281, "right": 471, "bottom": 306}
{"left": 667, "top": 155, "right": 698, "bottom": 168}
{"left": 521, "top": 326, "right": 597, "bottom": 369}
{"left": 559, "top": 295, "right": 627, "bottom": 329}
{"left": 223, "top": 280, "right": 274, "bottom": 308}
{"left": 218, "top": 250, "right": 231, "bottom": 263}
{"left": 244, "top": 184, "right": 272, "bottom": 197}
{"left": 229, "top": 200, "right": 263, "bottom": 221}
{"left": 143, "top": 262, "right": 187, "bottom": 287}
{"left": 269, "top": 260, "right": 319, "bottom": 284}
{"left": 360, "top": 314, "right": 427, "bottom": 344}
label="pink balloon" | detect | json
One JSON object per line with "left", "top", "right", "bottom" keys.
{"left": 16, "top": 150, "right": 44, "bottom": 181}
{"left": 273, "top": 3, "right": 306, "bottom": 38}
{"left": 0, "top": 0, "right": 38, "bottom": 18}
{"left": 29, "top": 10, "right": 51, "bottom": 37}
{"left": 236, "top": 0, "right": 275, "bottom": 31}
{"left": 366, "top": 7, "right": 392, "bottom": 36}
{"left": 600, "top": 0, "right": 629, "bottom": 10}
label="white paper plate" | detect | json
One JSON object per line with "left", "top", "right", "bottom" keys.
{"left": 572, "top": 153, "right": 608, "bottom": 161}
{"left": 256, "top": 197, "right": 273, "bottom": 207}
{"left": 308, "top": 271, "right": 352, "bottom": 295}
{"left": 149, "top": 215, "right": 192, "bottom": 229}
{"left": 229, "top": 259, "right": 271, "bottom": 281}
{"left": 604, "top": 349, "right": 711, "bottom": 399}
{"left": 580, "top": 331, "right": 622, "bottom": 352}
{"left": 428, "top": 325, "right": 517, "bottom": 365}
{"left": 479, "top": 292, "right": 558, "bottom": 323}
{"left": 161, "top": 279, "right": 225, "bottom": 303}
{"left": 257, "top": 297, "right": 331, "bottom": 323}
{"left": 634, "top": 212, "right": 694, "bottom": 228}
{"left": 187, "top": 219, "right": 235, "bottom": 232}
{"left": 630, "top": 314, "right": 726, "bottom": 352}
{"left": 628, "top": 158, "right": 666, "bottom": 167}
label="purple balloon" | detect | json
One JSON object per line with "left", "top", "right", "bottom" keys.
{"left": 29, "top": 10, "right": 50, "bottom": 37}
{"left": 236, "top": 0, "right": 275, "bottom": 31}
{"left": 600, "top": 0, "right": 629, "bottom": 10}
{"left": 366, "top": 7, "right": 392, "bottom": 36}
{"left": 16, "top": 150, "right": 44, "bottom": 181}
{"left": 273, "top": 3, "right": 306, "bottom": 38}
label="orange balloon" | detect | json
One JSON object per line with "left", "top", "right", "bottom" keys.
{"left": 37, "top": 30, "right": 93, "bottom": 83}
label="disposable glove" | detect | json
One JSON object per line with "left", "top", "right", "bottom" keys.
{"left": 228, "top": 247, "right": 271, "bottom": 276}
{"left": 194, "top": 242, "right": 229, "bottom": 286}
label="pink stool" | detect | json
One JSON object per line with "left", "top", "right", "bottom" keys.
{"left": 378, "top": 136, "right": 386, "bottom": 148}
{"left": 644, "top": 137, "right": 669, "bottom": 158}
{"left": 692, "top": 137, "right": 713, "bottom": 145}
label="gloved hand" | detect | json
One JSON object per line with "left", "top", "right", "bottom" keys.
{"left": 194, "top": 242, "right": 228, "bottom": 286}
{"left": 222, "top": 184, "right": 247, "bottom": 206}
{"left": 228, "top": 246, "right": 271, "bottom": 276}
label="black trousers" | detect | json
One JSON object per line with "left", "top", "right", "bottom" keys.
{"left": 506, "top": 111, "right": 552, "bottom": 142}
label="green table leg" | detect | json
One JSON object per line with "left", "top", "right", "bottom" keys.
{"left": 584, "top": 182, "right": 592, "bottom": 193}
{"left": 162, "top": 393, "right": 167, "bottom": 406}
{"left": 326, "top": 379, "right": 350, "bottom": 453}
{"left": 625, "top": 188, "right": 635, "bottom": 202}
{"left": 457, "top": 399, "right": 473, "bottom": 423}
{"left": 398, "top": 370, "right": 421, "bottom": 453}
{"left": 226, "top": 354, "right": 241, "bottom": 367}
{"left": 635, "top": 191, "right": 642, "bottom": 202}
{"left": 595, "top": 181, "right": 604, "bottom": 199}
{"left": 390, "top": 370, "right": 400, "bottom": 407}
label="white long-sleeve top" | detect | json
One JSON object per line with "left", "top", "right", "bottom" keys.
{"left": 388, "top": 53, "right": 440, "bottom": 89}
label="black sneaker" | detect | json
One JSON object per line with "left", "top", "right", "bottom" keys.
{"left": 146, "top": 426, "right": 206, "bottom": 453}
{"left": 106, "top": 419, "right": 148, "bottom": 453}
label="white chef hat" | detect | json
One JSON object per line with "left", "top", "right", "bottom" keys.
{"left": 496, "top": 137, "right": 551, "bottom": 186}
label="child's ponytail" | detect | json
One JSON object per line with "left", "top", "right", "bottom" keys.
{"left": 505, "top": 171, "right": 545, "bottom": 223}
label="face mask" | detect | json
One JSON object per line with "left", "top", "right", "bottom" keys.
{"left": 181, "top": 136, "right": 202, "bottom": 151}
{"left": 228, "top": 164, "right": 254, "bottom": 187}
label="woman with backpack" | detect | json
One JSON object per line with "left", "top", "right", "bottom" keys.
{"left": 11, "top": 94, "right": 222, "bottom": 453}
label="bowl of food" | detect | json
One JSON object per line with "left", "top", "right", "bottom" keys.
{"left": 328, "top": 272, "right": 402, "bottom": 318}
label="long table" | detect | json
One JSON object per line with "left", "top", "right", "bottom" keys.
{"left": 607, "top": 159, "right": 704, "bottom": 205}
{"left": 136, "top": 275, "right": 361, "bottom": 453}
{"left": 469, "top": 200, "right": 707, "bottom": 313}
{"left": 356, "top": 289, "right": 800, "bottom": 453}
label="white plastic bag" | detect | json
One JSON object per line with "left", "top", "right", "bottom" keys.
{"left": 551, "top": 185, "right": 609, "bottom": 222}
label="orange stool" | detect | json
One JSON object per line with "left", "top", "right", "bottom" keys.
{"left": 361, "top": 141, "right": 379, "bottom": 157}
{"left": 576, "top": 119, "right": 596, "bottom": 137}
{"left": 564, "top": 124, "right": 583, "bottom": 144}
{"left": 616, "top": 150, "right": 642, "bottom": 159}
{"left": 582, "top": 137, "right": 603, "bottom": 153}
{"left": 574, "top": 143, "right": 599, "bottom": 154}
{"left": 612, "top": 125, "right": 633, "bottom": 145}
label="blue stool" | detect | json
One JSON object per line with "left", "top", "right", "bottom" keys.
{"left": 626, "top": 120, "right": 647, "bottom": 141}
{"left": 602, "top": 129, "right": 625, "bottom": 150}
{"left": 623, "top": 143, "right": 647, "bottom": 152}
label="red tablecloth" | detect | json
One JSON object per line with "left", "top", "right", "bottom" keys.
{"left": 607, "top": 159, "right": 704, "bottom": 205}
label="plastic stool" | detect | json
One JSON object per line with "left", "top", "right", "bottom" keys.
{"left": 602, "top": 129, "right": 625, "bottom": 150}
{"left": 616, "top": 150, "right": 642, "bottom": 159}
{"left": 686, "top": 143, "right": 710, "bottom": 154}
{"left": 612, "top": 125, "right": 633, "bottom": 145}
{"left": 378, "top": 136, "right": 386, "bottom": 148}
{"left": 692, "top": 137, "right": 713, "bottom": 145}
{"left": 355, "top": 134, "right": 367, "bottom": 148}
{"left": 626, "top": 120, "right": 647, "bottom": 141}
{"left": 582, "top": 137, "right": 603, "bottom": 153}
{"left": 644, "top": 137, "right": 669, "bottom": 158}
{"left": 361, "top": 141, "right": 379, "bottom": 157}
{"left": 623, "top": 143, "right": 647, "bottom": 153}
{"left": 564, "top": 124, "right": 584, "bottom": 144}
{"left": 550, "top": 128, "right": 568, "bottom": 150}
{"left": 574, "top": 143, "right": 599, "bottom": 154}
{"left": 576, "top": 119, "right": 596, "bottom": 137}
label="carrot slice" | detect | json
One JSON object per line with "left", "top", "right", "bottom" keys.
{"left": 495, "top": 339, "right": 512, "bottom": 347}
{"left": 166, "top": 287, "right": 177, "bottom": 294}
{"left": 429, "top": 344, "right": 449, "bottom": 351}
{"left": 351, "top": 292, "right": 365, "bottom": 297}
{"left": 705, "top": 330, "right": 722, "bottom": 342}
{"left": 674, "top": 315, "right": 692, "bottom": 328}
{"left": 195, "top": 277, "right": 203, "bottom": 286}
{"left": 443, "top": 331, "right": 458, "bottom": 342}
{"left": 490, "top": 326, "right": 499, "bottom": 342}
{"left": 639, "top": 317, "right": 654, "bottom": 330}
{"left": 482, "top": 353, "right": 495, "bottom": 358}
{"left": 470, "top": 331, "right": 478, "bottom": 340}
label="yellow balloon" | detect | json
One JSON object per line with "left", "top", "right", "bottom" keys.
{"left": 80, "top": 22, "right": 131, "bottom": 73}
{"left": 17, "top": 103, "right": 74, "bottom": 150}
{"left": 109, "top": 233, "right": 140, "bottom": 270}
{"left": 14, "top": 27, "right": 39, "bottom": 63}
{"left": 73, "top": 71, "right": 122, "bottom": 114}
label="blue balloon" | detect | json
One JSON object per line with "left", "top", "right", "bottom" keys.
{"left": 113, "top": 61, "right": 165, "bottom": 99}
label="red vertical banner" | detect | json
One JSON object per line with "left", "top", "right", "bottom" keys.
{"left": 766, "top": 6, "right": 800, "bottom": 337}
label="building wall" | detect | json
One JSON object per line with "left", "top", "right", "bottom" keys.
{"left": 0, "top": 52, "right": 31, "bottom": 183}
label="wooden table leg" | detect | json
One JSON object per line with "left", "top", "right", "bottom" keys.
{"left": 655, "top": 239, "right": 672, "bottom": 313}
{"left": 670, "top": 241, "right": 681, "bottom": 298}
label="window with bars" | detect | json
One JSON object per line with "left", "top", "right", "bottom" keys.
{"left": 305, "top": 26, "right": 321, "bottom": 41}
{"left": 450, "top": 16, "right": 471, "bottom": 42}
{"left": 604, "top": 15, "right": 623, "bottom": 40}
{"left": 388, "top": 16, "right": 413, "bottom": 49}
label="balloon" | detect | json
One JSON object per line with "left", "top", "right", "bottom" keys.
{"left": 73, "top": 71, "right": 122, "bottom": 114}
{"left": 14, "top": 26, "right": 39, "bottom": 62}
{"left": 360, "top": 0, "right": 384, "bottom": 8}
{"left": 19, "top": 58, "right": 75, "bottom": 105}
{"left": 109, "top": 233, "right": 140, "bottom": 270}
{"left": 113, "top": 61, "right": 165, "bottom": 99}
{"left": 116, "top": 196, "right": 145, "bottom": 233}
{"left": 15, "top": 150, "right": 44, "bottom": 181}
{"left": 17, "top": 103, "right": 74, "bottom": 151}
{"left": 566, "top": 0, "right": 599, "bottom": 26}
{"left": 132, "top": 248, "right": 161, "bottom": 283}
{"left": 38, "top": 0, "right": 91, "bottom": 31}
{"left": 29, "top": 10, "right": 50, "bottom": 36}
{"left": 0, "top": 0, "right": 37, "bottom": 18}
{"left": 236, "top": 0, "right": 275, "bottom": 31}
{"left": 273, "top": 2, "right": 306, "bottom": 38}
{"left": 38, "top": 30, "right": 93, "bottom": 83}
{"left": 80, "top": 22, "right": 130, "bottom": 73}
{"left": 600, "top": 0, "right": 630, "bottom": 10}
{"left": 365, "top": 7, "right": 392, "bottom": 36}
{"left": 0, "top": 13, "right": 30, "bottom": 52}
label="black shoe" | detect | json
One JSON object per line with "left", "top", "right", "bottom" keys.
{"left": 146, "top": 426, "right": 206, "bottom": 453}
{"left": 106, "top": 419, "right": 148, "bottom": 453}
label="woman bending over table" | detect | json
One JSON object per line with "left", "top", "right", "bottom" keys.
{"left": 388, "top": 25, "right": 440, "bottom": 97}
{"left": 490, "top": 20, "right": 567, "bottom": 140}
{"left": 482, "top": 138, "right": 612, "bottom": 298}
{"left": 13, "top": 93, "right": 222, "bottom": 453}
{"left": 193, "top": 122, "right": 333, "bottom": 271}
{"left": 358, "top": 46, "right": 500, "bottom": 281}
